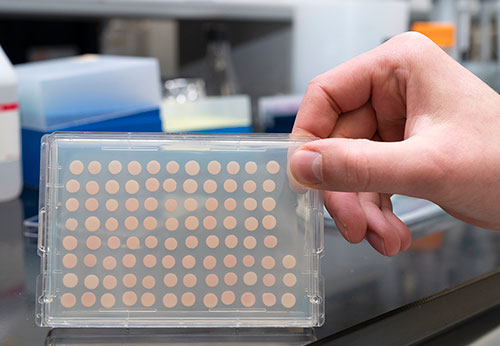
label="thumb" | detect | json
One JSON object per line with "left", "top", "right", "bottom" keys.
{"left": 289, "top": 137, "right": 440, "bottom": 197}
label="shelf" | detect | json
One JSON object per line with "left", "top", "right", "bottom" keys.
{"left": 0, "top": 0, "right": 294, "bottom": 20}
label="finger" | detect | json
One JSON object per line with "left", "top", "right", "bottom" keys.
{"left": 359, "top": 193, "right": 401, "bottom": 256}
{"left": 366, "top": 232, "right": 388, "bottom": 256}
{"left": 289, "top": 136, "right": 440, "bottom": 198}
{"left": 292, "top": 53, "right": 376, "bottom": 139}
{"left": 292, "top": 34, "right": 410, "bottom": 139}
{"left": 372, "top": 132, "right": 382, "bottom": 141}
{"left": 290, "top": 102, "right": 377, "bottom": 193}
{"left": 330, "top": 101, "right": 378, "bottom": 139}
{"left": 286, "top": 143, "right": 309, "bottom": 194}
{"left": 380, "top": 195, "right": 412, "bottom": 251}
{"left": 324, "top": 191, "right": 367, "bottom": 243}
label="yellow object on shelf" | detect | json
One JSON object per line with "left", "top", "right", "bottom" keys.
{"left": 161, "top": 95, "right": 251, "bottom": 133}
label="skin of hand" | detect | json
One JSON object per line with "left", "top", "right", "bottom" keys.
{"left": 289, "top": 32, "right": 500, "bottom": 257}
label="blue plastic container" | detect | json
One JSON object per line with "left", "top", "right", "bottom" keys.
{"left": 22, "top": 108, "right": 162, "bottom": 187}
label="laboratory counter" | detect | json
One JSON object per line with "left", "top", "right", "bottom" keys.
{"left": 1, "top": 187, "right": 500, "bottom": 345}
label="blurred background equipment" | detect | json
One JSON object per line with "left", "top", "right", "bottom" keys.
{"left": 257, "top": 94, "right": 302, "bottom": 133}
{"left": 203, "top": 23, "right": 240, "bottom": 96}
{"left": 292, "top": 0, "right": 410, "bottom": 93}
{"left": 1, "top": 0, "right": 500, "bottom": 183}
{"left": 161, "top": 93, "right": 251, "bottom": 133}
{"left": 16, "top": 55, "right": 162, "bottom": 186}
{"left": 16, "top": 55, "right": 161, "bottom": 129}
{"left": 164, "top": 78, "right": 206, "bottom": 102}
{"left": 3, "top": 0, "right": 500, "bottom": 198}
{"left": 0, "top": 45, "right": 22, "bottom": 202}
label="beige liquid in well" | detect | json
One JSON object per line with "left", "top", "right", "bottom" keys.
{"left": 166, "top": 161, "right": 179, "bottom": 174}
{"left": 58, "top": 156, "right": 305, "bottom": 317}
{"left": 69, "top": 160, "right": 84, "bottom": 175}
{"left": 88, "top": 161, "right": 102, "bottom": 175}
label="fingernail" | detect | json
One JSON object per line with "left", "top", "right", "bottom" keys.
{"left": 340, "top": 222, "right": 351, "bottom": 242}
{"left": 366, "top": 233, "right": 387, "bottom": 256}
{"left": 337, "top": 223, "right": 351, "bottom": 242}
{"left": 291, "top": 150, "right": 322, "bottom": 184}
{"left": 330, "top": 210, "right": 351, "bottom": 242}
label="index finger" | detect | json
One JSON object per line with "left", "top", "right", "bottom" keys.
{"left": 292, "top": 52, "right": 375, "bottom": 139}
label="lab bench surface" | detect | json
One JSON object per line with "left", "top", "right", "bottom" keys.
{"left": 2, "top": 187, "right": 500, "bottom": 345}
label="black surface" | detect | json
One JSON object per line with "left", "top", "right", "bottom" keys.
{"left": 418, "top": 303, "right": 500, "bottom": 346}
{"left": 310, "top": 269, "right": 500, "bottom": 346}
{"left": 2, "top": 188, "right": 500, "bottom": 345}
{"left": 0, "top": 16, "right": 101, "bottom": 64}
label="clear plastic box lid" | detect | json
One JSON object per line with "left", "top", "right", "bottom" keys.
{"left": 37, "top": 132, "right": 324, "bottom": 328}
{"left": 16, "top": 55, "right": 161, "bottom": 130}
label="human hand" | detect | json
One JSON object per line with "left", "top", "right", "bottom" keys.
{"left": 289, "top": 32, "right": 500, "bottom": 256}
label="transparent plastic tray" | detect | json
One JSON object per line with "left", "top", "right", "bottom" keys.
{"left": 37, "top": 132, "right": 324, "bottom": 328}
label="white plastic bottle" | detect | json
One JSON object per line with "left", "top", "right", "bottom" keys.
{"left": 0, "top": 46, "right": 22, "bottom": 202}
